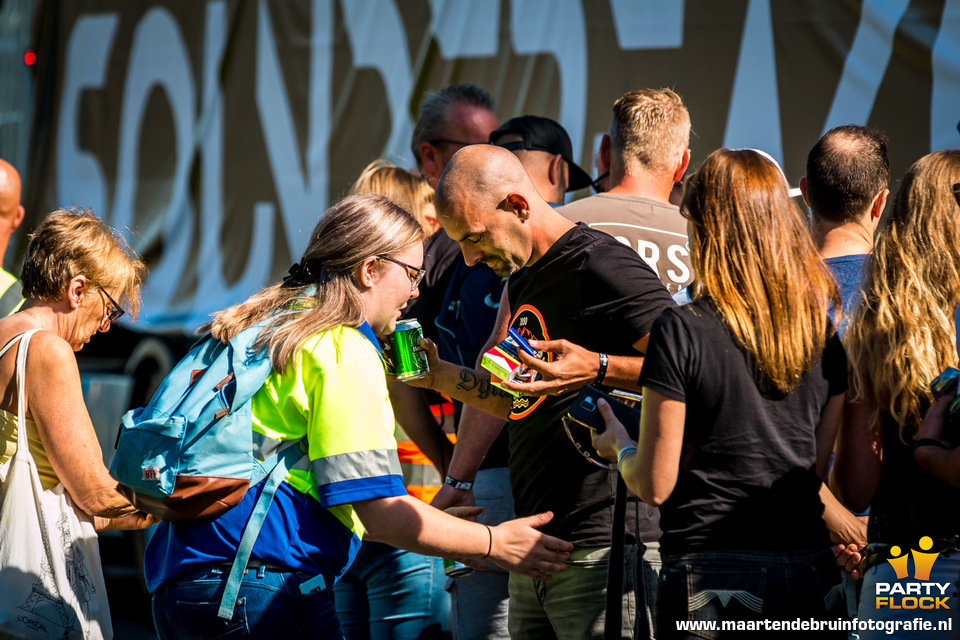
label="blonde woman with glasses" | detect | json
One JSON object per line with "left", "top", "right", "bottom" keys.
{"left": 334, "top": 160, "right": 450, "bottom": 640}
{"left": 146, "top": 194, "right": 571, "bottom": 639}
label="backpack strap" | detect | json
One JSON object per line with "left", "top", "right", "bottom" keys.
{"left": 176, "top": 321, "right": 272, "bottom": 421}
{"left": 217, "top": 442, "right": 307, "bottom": 620}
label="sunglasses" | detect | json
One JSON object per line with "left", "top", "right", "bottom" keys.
{"left": 563, "top": 417, "right": 615, "bottom": 469}
{"left": 378, "top": 256, "right": 426, "bottom": 291}
{"left": 428, "top": 138, "right": 481, "bottom": 149}
{"left": 953, "top": 182, "right": 959, "bottom": 208}
{"left": 99, "top": 286, "right": 125, "bottom": 326}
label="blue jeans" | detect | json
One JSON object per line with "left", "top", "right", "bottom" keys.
{"left": 508, "top": 545, "right": 642, "bottom": 640}
{"left": 657, "top": 547, "right": 845, "bottom": 640}
{"left": 448, "top": 467, "right": 514, "bottom": 640}
{"left": 332, "top": 541, "right": 449, "bottom": 640}
{"left": 151, "top": 564, "right": 342, "bottom": 639}
{"left": 639, "top": 542, "right": 662, "bottom": 639}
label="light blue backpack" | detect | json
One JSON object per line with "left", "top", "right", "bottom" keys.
{"left": 110, "top": 318, "right": 315, "bottom": 618}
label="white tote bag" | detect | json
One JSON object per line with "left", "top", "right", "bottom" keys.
{"left": 0, "top": 329, "right": 112, "bottom": 640}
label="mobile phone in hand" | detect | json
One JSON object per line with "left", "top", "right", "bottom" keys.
{"left": 566, "top": 385, "right": 640, "bottom": 439}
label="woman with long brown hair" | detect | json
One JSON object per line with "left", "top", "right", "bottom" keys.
{"left": 593, "top": 149, "right": 847, "bottom": 637}
{"left": 831, "top": 150, "right": 960, "bottom": 639}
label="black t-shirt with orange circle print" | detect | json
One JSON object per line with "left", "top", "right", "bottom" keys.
{"left": 506, "top": 223, "right": 674, "bottom": 547}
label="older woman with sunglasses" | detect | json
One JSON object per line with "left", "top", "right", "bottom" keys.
{"left": 0, "top": 209, "right": 153, "bottom": 531}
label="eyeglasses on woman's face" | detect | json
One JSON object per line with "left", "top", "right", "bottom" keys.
{"left": 377, "top": 256, "right": 426, "bottom": 291}
{"left": 98, "top": 286, "right": 125, "bottom": 328}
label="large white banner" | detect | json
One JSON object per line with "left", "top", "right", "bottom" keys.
{"left": 21, "top": 0, "right": 960, "bottom": 333}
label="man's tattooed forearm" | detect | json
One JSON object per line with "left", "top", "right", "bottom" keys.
{"left": 457, "top": 370, "right": 512, "bottom": 401}
{"left": 457, "top": 369, "right": 479, "bottom": 393}
{"left": 479, "top": 379, "right": 513, "bottom": 400}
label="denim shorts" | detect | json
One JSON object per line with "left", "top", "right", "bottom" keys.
{"left": 151, "top": 564, "right": 342, "bottom": 639}
{"left": 657, "top": 547, "right": 845, "bottom": 640}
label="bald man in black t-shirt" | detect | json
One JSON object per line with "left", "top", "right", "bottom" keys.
{"left": 405, "top": 145, "right": 674, "bottom": 639}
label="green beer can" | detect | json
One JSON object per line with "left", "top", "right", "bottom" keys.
{"left": 380, "top": 320, "right": 429, "bottom": 380}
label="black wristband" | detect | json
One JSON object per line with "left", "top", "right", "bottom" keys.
{"left": 596, "top": 353, "right": 608, "bottom": 385}
{"left": 445, "top": 475, "right": 474, "bottom": 491}
{"left": 913, "top": 438, "right": 951, "bottom": 451}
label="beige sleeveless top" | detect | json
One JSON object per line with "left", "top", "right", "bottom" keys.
{"left": 0, "top": 407, "right": 60, "bottom": 490}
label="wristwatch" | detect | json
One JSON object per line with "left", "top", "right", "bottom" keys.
{"left": 444, "top": 475, "right": 474, "bottom": 491}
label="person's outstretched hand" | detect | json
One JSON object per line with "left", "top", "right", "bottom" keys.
{"left": 488, "top": 511, "right": 573, "bottom": 579}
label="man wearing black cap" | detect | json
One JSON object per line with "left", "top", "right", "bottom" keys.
{"left": 561, "top": 89, "right": 694, "bottom": 295}
{"left": 490, "top": 115, "right": 593, "bottom": 206}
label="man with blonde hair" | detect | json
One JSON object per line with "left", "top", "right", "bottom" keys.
{"left": 0, "top": 159, "right": 25, "bottom": 316}
{"left": 561, "top": 88, "right": 693, "bottom": 295}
